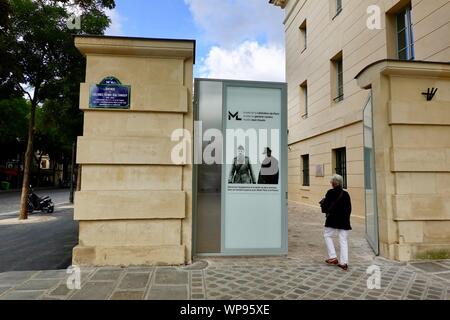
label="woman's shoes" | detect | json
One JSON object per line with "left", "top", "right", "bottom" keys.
{"left": 325, "top": 259, "right": 349, "bottom": 271}
{"left": 337, "top": 263, "right": 349, "bottom": 271}
{"left": 325, "top": 258, "right": 339, "bottom": 265}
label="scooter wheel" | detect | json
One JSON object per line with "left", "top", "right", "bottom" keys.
{"left": 47, "top": 206, "right": 54, "bottom": 214}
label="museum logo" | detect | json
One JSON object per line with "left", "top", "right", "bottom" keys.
{"left": 228, "top": 111, "right": 242, "bottom": 121}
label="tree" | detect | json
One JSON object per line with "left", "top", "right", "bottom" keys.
{"left": 0, "top": 0, "right": 10, "bottom": 29}
{"left": 2, "top": 0, "right": 114, "bottom": 219}
{"left": 0, "top": 98, "right": 28, "bottom": 162}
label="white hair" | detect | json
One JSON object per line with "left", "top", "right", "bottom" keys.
{"left": 330, "top": 174, "right": 344, "bottom": 187}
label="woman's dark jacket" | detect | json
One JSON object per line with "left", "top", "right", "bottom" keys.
{"left": 322, "top": 187, "right": 352, "bottom": 230}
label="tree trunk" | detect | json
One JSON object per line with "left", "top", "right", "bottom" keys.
{"left": 16, "top": 152, "right": 22, "bottom": 189}
{"left": 52, "top": 159, "right": 56, "bottom": 186}
{"left": 36, "top": 153, "right": 43, "bottom": 187}
{"left": 19, "top": 101, "right": 37, "bottom": 220}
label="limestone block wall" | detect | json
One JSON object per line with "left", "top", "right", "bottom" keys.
{"left": 72, "top": 36, "right": 195, "bottom": 266}
{"left": 357, "top": 60, "right": 450, "bottom": 261}
{"left": 280, "top": 0, "right": 449, "bottom": 220}
{"left": 288, "top": 121, "right": 366, "bottom": 219}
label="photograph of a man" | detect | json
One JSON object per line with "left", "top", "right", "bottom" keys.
{"left": 257, "top": 147, "right": 279, "bottom": 185}
{"left": 228, "top": 145, "right": 256, "bottom": 184}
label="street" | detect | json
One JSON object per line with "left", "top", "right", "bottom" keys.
{"left": 0, "top": 202, "right": 448, "bottom": 300}
{"left": 0, "top": 189, "right": 78, "bottom": 272}
{"left": 0, "top": 188, "right": 71, "bottom": 218}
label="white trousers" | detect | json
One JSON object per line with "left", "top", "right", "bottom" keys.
{"left": 324, "top": 227, "right": 349, "bottom": 264}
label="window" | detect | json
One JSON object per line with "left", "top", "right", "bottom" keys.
{"left": 299, "top": 20, "right": 307, "bottom": 52}
{"left": 396, "top": 4, "right": 414, "bottom": 60}
{"left": 302, "top": 154, "right": 310, "bottom": 187}
{"left": 334, "top": 148, "right": 347, "bottom": 189}
{"left": 336, "top": 0, "right": 342, "bottom": 15}
{"left": 331, "top": 51, "right": 344, "bottom": 103}
{"left": 300, "top": 81, "right": 308, "bottom": 118}
{"left": 331, "top": 0, "right": 343, "bottom": 19}
{"left": 336, "top": 59, "right": 344, "bottom": 101}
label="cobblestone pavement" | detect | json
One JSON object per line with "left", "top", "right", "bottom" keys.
{"left": 0, "top": 202, "right": 449, "bottom": 300}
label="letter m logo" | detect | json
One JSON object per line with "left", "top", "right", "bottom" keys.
{"left": 228, "top": 111, "right": 242, "bottom": 121}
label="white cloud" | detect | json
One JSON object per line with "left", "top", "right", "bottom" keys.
{"left": 199, "top": 41, "right": 285, "bottom": 82}
{"left": 105, "top": 9, "right": 126, "bottom": 36}
{"left": 186, "top": 0, "right": 286, "bottom": 81}
{"left": 184, "top": 0, "right": 284, "bottom": 47}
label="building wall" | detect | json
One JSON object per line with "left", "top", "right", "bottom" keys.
{"left": 72, "top": 36, "right": 195, "bottom": 266}
{"left": 356, "top": 60, "right": 450, "bottom": 261}
{"left": 282, "top": 0, "right": 449, "bottom": 219}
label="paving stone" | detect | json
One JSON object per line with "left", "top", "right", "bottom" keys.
{"left": 154, "top": 269, "right": 189, "bottom": 285}
{"left": 147, "top": 285, "right": 188, "bottom": 300}
{"left": 0, "top": 290, "right": 45, "bottom": 300}
{"left": 333, "top": 288, "right": 346, "bottom": 294}
{"left": 34, "top": 270, "right": 67, "bottom": 280}
{"left": 0, "top": 286, "right": 11, "bottom": 296}
{"left": 435, "top": 272, "right": 450, "bottom": 281}
{"left": 118, "top": 273, "right": 150, "bottom": 290}
{"left": 15, "top": 279, "right": 61, "bottom": 291}
{"left": 40, "top": 296, "right": 64, "bottom": 300}
{"left": 182, "top": 260, "right": 208, "bottom": 271}
{"left": 0, "top": 271, "right": 37, "bottom": 286}
{"left": 408, "top": 290, "right": 423, "bottom": 296}
{"left": 191, "top": 288, "right": 203, "bottom": 294}
{"left": 411, "top": 262, "right": 449, "bottom": 273}
{"left": 49, "top": 284, "right": 72, "bottom": 297}
{"left": 127, "top": 267, "right": 154, "bottom": 273}
{"left": 270, "top": 289, "right": 285, "bottom": 295}
{"left": 110, "top": 291, "right": 145, "bottom": 300}
{"left": 406, "top": 296, "right": 422, "bottom": 301}
{"left": 90, "top": 269, "right": 123, "bottom": 281}
{"left": 69, "top": 282, "right": 115, "bottom": 300}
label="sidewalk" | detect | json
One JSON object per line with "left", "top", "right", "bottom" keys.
{"left": 0, "top": 202, "right": 449, "bottom": 300}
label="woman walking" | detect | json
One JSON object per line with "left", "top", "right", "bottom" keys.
{"left": 320, "top": 174, "right": 352, "bottom": 271}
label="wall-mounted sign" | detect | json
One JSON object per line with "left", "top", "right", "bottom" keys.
{"left": 315, "top": 164, "right": 325, "bottom": 177}
{"left": 89, "top": 76, "right": 131, "bottom": 109}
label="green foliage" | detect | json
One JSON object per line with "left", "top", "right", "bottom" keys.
{"left": 0, "top": 98, "right": 29, "bottom": 160}
{"left": 0, "top": 0, "right": 11, "bottom": 31}
{"left": 0, "top": 0, "right": 114, "bottom": 166}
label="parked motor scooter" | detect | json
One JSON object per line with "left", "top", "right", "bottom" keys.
{"left": 27, "top": 185, "right": 54, "bottom": 214}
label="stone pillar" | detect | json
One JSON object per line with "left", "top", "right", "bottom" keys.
{"left": 72, "top": 36, "right": 195, "bottom": 266}
{"left": 356, "top": 60, "right": 450, "bottom": 261}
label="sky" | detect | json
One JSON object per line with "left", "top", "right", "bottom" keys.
{"left": 104, "top": 0, "right": 286, "bottom": 82}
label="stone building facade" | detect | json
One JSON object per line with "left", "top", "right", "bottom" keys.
{"left": 271, "top": 0, "right": 449, "bottom": 260}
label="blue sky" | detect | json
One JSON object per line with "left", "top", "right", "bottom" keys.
{"left": 105, "top": 0, "right": 286, "bottom": 81}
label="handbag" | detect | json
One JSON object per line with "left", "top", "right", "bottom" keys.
{"left": 320, "top": 191, "right": 344, "bottom": 215}
{"left": 319, "top": 198, "right": 327, "bottom": 213}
